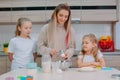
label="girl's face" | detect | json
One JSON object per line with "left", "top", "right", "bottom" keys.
{"left": 57, "top": 9, "right": 69, "bottom": 25}
{"left": 82, "top": 37, "right": 96, "bottom": 53}
{"left": 18, "top": 21, "right": 32, "bottom": 38}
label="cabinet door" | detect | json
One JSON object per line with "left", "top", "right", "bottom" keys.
{"left": 0, "top": 1, "right": 11, "bottom": 23}
{"left": 71, "top": 56, "right": 77, "bottom": 68}
{"left": 0, "top": 12, "right": 11, "bottom": 23}
{"left": 81, "top": 0, "right": 117, "bottom": 21}
{"left": 104, "top": 56, "right": 120, "bottom": 70}
{"left": 7, "top": 57, "right": 11, "bottom": 72}
{"left": 0, "top": 56, "right": 7, "bottom": 75}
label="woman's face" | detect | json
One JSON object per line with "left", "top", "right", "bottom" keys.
{"left": 57, "top": 9, "right": 69, "bottom": 25}
{"left": 18, "top": 21, "right": 32, "bottom": 38}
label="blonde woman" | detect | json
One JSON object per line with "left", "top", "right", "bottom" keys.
{"left": 38, "top": 3, "right": 75, "bottom": 61}
{"left": 77, "top": 34, "right": 105, "bottom": 68}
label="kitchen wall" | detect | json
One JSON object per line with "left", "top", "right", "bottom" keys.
{"left": 0, "top": 0, "right": 120, "bottom": 51}
{"left": 115, "top": 0, "right": 120, "bottom": 50}
{"left": 0, "top": 23, "right": 111, "bottom": 51}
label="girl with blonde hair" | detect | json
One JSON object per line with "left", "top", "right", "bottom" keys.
{"left": 38, "top": 3, "right": 75, "bottom": 61}
{"left": 8, "top": 17, "right": 37, "bottom": 70}
{"left": 77, "top": 34, "right": 105, "bottom": 68}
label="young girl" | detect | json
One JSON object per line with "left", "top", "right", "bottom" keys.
{"left": 77, "top": 34, "right": 105, "bottom": 68}
{"left": 8, "top": 17, "right": 37, "bottom": 70}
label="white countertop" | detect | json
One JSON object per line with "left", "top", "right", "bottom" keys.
{"left": 0, "top": 68, "right": 120, "bottom": 80}
{"left": 0, "top": 51, "right": 120, "bottom": 57}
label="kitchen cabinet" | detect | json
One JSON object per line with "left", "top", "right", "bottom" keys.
{"left": 0, "top": 54, "right": 11, "bottom": 75}
{"left": 0, "top": 56, "right": 7, "bottom": 75}
{"left": 6, "top": 57, "right": 11, "bottom": 72}
{"left": 104, "top": 55, "right": 120, "bottom": 70}
{"left": 0, "top": 12, "right": 11, "bottom": 23}
{"left": 81, "top": 0, "right": 118, "bottom": 22}
{"left": 0, "top": 53, "right": 120, "bottom": 75}
{"left": 0, "top": 54, "right": 42, "bottom": 75}
{"left": 0, "top": 0, "right": 118, "bottom": 23}
{"left": 11, "top": 11, "right": 46, "bottom": 23}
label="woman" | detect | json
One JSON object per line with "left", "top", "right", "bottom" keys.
{"left": 38, "top": 3, "right": 75, "bottom": 61}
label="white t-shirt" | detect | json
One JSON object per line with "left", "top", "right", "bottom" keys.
{"left": 8, "top": 36, "right": 37, "bottom": 70}
{"left": 78, "top": 51, "right": 103, "bottom": 62}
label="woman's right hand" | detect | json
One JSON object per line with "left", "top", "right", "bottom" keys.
{"left": 50, "top": 49, "right": 57, "bottom": 57}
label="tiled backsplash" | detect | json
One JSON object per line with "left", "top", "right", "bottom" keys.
{"left": 0, "top": 23, "right": 111, "bottom": 51}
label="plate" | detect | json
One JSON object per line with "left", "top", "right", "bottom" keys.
{"left": 78, "top": 67, "right": 97, "bottom": 72}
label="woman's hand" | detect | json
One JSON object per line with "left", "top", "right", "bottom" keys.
{"left": 50, "top": 49, "right": 57, "bottom": 57}
{"left": 62, "top": 52, "right": 69, "bottom": 60}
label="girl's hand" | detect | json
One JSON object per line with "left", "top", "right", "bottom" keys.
{"left": 91, "top": 62, "right": 99, "bottom": 66}
{"left": 50, "top": 49, "right": 57, "bottom": 57}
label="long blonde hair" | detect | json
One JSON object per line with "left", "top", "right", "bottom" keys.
{"left": 48, "top": 3, "right": 72, "bottom": 48}
{"left": 15, "top": 17, "right": 32, "bottom": 36}
{"left": 82, "top": 34, "right": 99, "bottom": 62}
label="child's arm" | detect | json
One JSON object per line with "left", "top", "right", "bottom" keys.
{"left": 8, "top": 53, "right": 13, "bottom": 62}
{"left": 91, "top": 57, "right": 105, "bottom": 67}
{"left": 33, "top": 52, "right": 37, "bottom": 62}
{"left": 99, "top": 57, "right": 105, "bottom": 67}
{"left": 77, "top": 59, "right": 86, "bottom": 67}
{"left": 77, "top": 59, "right": 96, "bottom": 68}
{"left": 77, "top": 54, "right": 95, "bottom": 68}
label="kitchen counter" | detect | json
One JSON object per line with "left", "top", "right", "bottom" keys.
{"left": 0, "top": 68, "right": 120, "bottom": 80}
{"left": 0, "top": 51, "right": 7, "bottom": 56}
{"left": 0, "top": 51, "right": 120, "bottom": 57}
{"left": 0, "top": 51, "right": 120, "bottom": 75}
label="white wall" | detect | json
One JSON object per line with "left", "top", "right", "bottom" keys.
{"left": 0, "top": 23, "right": 111, "bottom": 51}
{"left": 114, "top": 0, "right": 120, "bottom": 50}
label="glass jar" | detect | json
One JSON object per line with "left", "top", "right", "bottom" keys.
{"left": 42, "top": 54, "right": 51, "bottom": 73}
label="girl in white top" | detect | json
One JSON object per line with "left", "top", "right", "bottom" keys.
{"left": 8, "top": 18, "right": 37, "bottom": 70}
{"left": 77, "top": 34, "right": 105, "bottom": 68}
{"left": 37, "top": 3, "right": 75, "bottom": 61}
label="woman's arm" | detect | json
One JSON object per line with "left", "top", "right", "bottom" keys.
{"left": 37, "top": 25, "right": 52, "bottom": 55}
{"left": 8, "top": 53, "right": 13, "bottom": 62}
{"left": 64, "top": 27, "right": 76, "bottom": 59}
